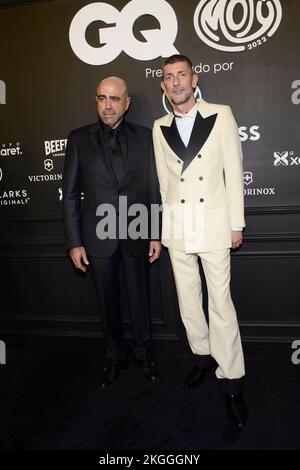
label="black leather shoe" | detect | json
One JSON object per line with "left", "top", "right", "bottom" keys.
{"left": 99, "top": 360, "right": 128, "bottom": 390}
{"left": 225, "top": 394, "right": 248, "bottom": 427}
{"left": 135, "top": 359, "right": 159, "bottom": 383}
{"left": 184, "top": 365, "right": 211, "bottom": 389}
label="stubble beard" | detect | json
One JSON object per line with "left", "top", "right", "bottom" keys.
{"left": 170, "top": 90, "right": 194, "bottom": 107}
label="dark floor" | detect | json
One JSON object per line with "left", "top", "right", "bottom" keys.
{"left": 0, "top": 337, "right": 299, "bottom": 451}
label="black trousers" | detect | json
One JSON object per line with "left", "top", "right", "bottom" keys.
{"left": 88, "top": 241, "right": 151, "bottom": 362}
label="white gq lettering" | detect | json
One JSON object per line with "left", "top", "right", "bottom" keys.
{"left": 69, "top": 0, "right": 179, "bottom": 65}
{"left": 239, "top": 125, "right": 260, "bottom": 142}
{"left": 291, "top": 80, "right": 300, "bottom": 105}
{"left": 0, "top": 80, "right": 6, "bottom": 105}
{"left": 291, "top": 340, "right": 300, "bottom": 365}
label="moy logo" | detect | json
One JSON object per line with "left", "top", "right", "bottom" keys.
{"left": 193, "top": 0, "right": 282, "bottom": 52}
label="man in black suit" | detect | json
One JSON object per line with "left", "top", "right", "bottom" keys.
{"left": 63, "top": 77, "right": 161, "bottom": 389}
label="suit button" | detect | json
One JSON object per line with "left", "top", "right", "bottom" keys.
{"left": 200, "top": 198, "right": 204, "bottom": 203}
{"left": 181, "top": 199, "right": 185, "bottom": 203}
{"left": 199, "top": 176, "right": 203, "bottom": 181}
{"left": 197, "top": 154, "right": 202, "bottom": 159}
{"left": 180, "top": 178, "right": 185, "bottom": 182}
{"left": 177, "top": 160, "right": 181, "bottom": 164}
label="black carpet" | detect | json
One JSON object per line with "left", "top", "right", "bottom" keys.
{"left": 0, "top": 337, "right": 299, "bottom": 451}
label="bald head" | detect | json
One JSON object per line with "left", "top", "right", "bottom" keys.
{"left": 96, "top": 76, "right": 128, "bottom": 97}
{"left": 95, "top": 76, "right": 131, "bottom": 128}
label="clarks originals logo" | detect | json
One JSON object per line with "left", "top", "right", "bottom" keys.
{"left": 194, "top": 0, "right": 282, "bottom": 52}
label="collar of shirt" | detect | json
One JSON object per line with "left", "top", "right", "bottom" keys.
{"left": 100, "top": 118, "right": 126, "bottom": 139}
{"left": 174, "top": 101, "right": 199, "bottom": 147}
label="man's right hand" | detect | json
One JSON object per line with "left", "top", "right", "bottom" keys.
{"left": 69, "top": 246, "right": 89, "bottom": 272}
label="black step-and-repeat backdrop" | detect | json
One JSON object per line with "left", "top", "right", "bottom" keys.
{"left": 1, "top": 0, "right": 300, "bottom": 345}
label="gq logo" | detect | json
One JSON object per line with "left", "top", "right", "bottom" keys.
{"left": 69, "top": 0, "right": 178, "bottom": 65}
{"left": 193, "top": 0, "right": 282, "bottom": 52}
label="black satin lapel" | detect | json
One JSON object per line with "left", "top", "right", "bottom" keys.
{"left": 182, "top": 111, "right": 218, "bottom": 173}
{"left": 160, "top": 119, "right": 187, "bottom": 161}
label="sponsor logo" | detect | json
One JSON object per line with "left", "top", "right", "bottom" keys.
{"left": 291, "top": 340, "right": 300, "bottom": 365}
{"left": 243, "top": 171, "right": 275, "bottom": 196}
{"left": 70, "top": 1, "right": 281, "bottom": 65}
{"left": 28, "top": 158, "right": 62, "bottom": 183}
{"left": 291, "top": 80, "right": 300, "bottom": 105}
{"left": 239, "top": 125, "right": 261, "bottom": 142}
{"left": 0, "top": 189, "right": 30, "bottom": 206}
{"left": 0, "top": 340, "right": 6, "bottom": 365}
{"left": 274, "top": 151, "right": 300, "bottom": 166}
{"left": 0, "top": 142, "right": 23, "bottom": 157}
{"left": 243, "top": 171, "right": 253, "bottom": 186}
{"left": 69, "top": 0, "right": 178, "bottom": 65}
{"left": 44, "top": 159, "right": 54, "bottom": 172}
{"left": 58, "top": 188, "right": 84, "bottom": 201}
{"left": 44, "top": 139, "right": 67, "bottom": 157}
{"left": 0, "top": 80, "right": 5, "bottom": 105}
{"left": 194, "top": 0, "right": 282, "bottom": 52}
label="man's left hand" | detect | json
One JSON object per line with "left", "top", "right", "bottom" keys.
{"left": 149, "top": 241, "right": 162, "bottom": 263}
{"left": 231, "top": 231, "right": 243, "bottom": 249}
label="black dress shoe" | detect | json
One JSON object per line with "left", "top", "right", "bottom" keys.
{"left": 184, "top": 365, "right": 211, "bottom": 389}
{"left": 225, "top": 394, "right": 248, "bottom": 427}
{"left": 99, "top": 360, "right": 128, "bottom": 390}
{"left": 135, "top": 359, "right": 159, "bottom": 383}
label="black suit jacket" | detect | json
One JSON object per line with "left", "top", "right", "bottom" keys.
{"left": 63, "top": 120, "right": 161, "bottom": 257}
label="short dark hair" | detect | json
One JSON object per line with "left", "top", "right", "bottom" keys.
{"left": 163, "top": 54, "right": 193, "bottom": 72}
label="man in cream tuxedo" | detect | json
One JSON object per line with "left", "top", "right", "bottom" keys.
{"left": 153, "top": 55, "right": 247, "bottom": 427}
